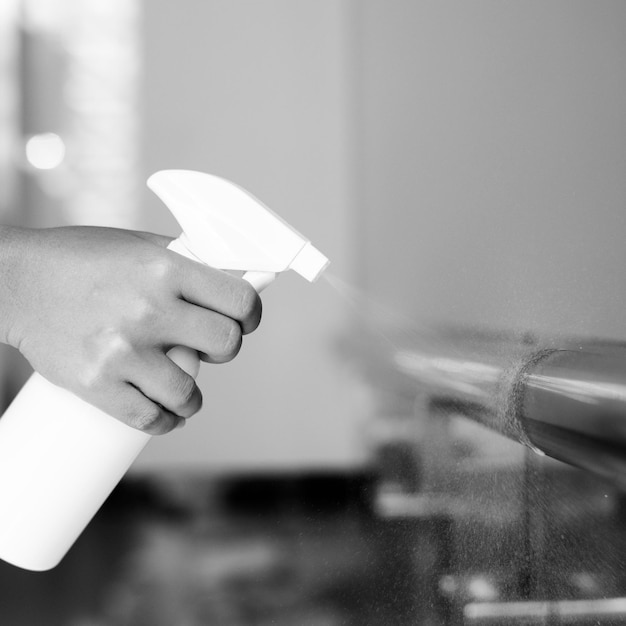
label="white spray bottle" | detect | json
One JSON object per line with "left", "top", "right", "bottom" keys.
{"left": 0, "top": 170, "right": 329, "bottom": 571}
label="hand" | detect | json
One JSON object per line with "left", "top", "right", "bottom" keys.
{"left": 0, "top": 226, "right": 262, "bottom": 434}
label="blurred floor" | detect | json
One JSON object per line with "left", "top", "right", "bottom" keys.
{"left": 1, "top": 449, "right": 626, "bottom": 625}
{"left": 0, "top": 472, "right": 429, "bottom": 626}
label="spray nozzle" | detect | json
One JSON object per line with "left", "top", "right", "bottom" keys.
{"left": 147, "top": 170, "right": 329, "bottom": 283}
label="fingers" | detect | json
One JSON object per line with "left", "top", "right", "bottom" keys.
{"left": 82, "top": 350, "right": 202, "bottom": 435}
{"left": 175, "top": 260, "right": 262, "bottom": 335}
{"left": 165, "top": 302, "right": 243, "bottom": 364}
{"left": 96, "top": 384, "right": 185, "bottom": 436}
{"left": 124, "top": 390, "right": 183, "bottom": 435}
{"left": 131, "top": 351, "right": 202, "bottom": 418}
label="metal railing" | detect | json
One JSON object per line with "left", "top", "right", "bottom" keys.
{"left": 393, "top": 333, "right": 626, "bottom": 488}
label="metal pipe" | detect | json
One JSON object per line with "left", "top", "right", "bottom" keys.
{"left": 393, "top": 334, "right": 626, "bottom": 488}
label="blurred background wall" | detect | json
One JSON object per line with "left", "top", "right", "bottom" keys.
{"left": 357, "top": 1, "right": 626, "bottom": 342}
{"left": 5, "top": 0, "right": 626, "bottom": 474}
{"left": 136, "top": 0, "right": 365, "bottom": 473}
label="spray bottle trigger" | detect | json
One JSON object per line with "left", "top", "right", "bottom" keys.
{"left": 168, "top": 346, "right": 201, "bottom": 378}
{"left": 167, "top": 237, "right": 276, "bottom": 292}
{"left": 243, "top": 271, "right": 277, "bottom": 293}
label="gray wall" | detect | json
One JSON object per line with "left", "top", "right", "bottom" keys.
{"left": 358, "top": 1, "right": 626, "bottom": 339}
{"left": 134, "top": 0, "right": 365, "bottom": 472}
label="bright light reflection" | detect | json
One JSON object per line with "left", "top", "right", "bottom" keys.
{"left": 394, "top": 351, "right": 500, "bottom": 398}
{"left": 467, "top": 576, "right": 499, "bottom": 601}
{"left": 527, "top": 374, "right": 626, "bottom": 405}
{"left": 25, "top": 133, "right": 66, "bottom": 170}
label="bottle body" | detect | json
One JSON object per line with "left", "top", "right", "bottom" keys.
{"left": 0, "top": 372, "right": 150, "bottom": 571}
